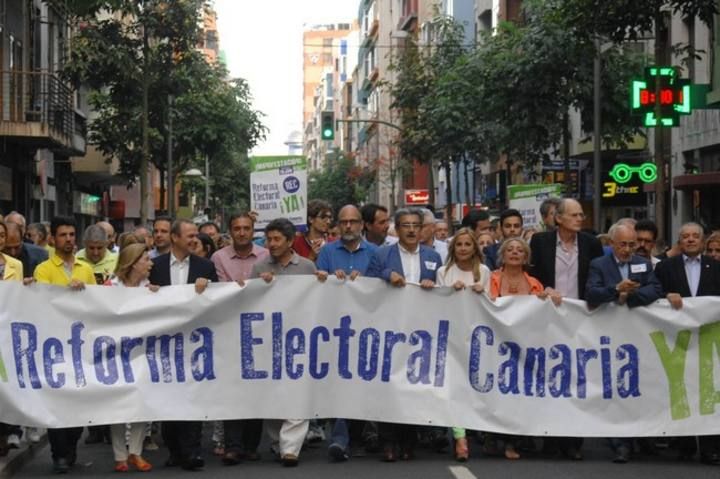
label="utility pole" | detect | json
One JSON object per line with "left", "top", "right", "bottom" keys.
{"left": 654, "top": 13, "right": 667, "bottom": 242}
{"left": 167, "top": 94, "right": 174, "bottom": 217}
{"left": 140, "top": 5, "right": 150, "bottom": 224}
{"left": 592, "top": 36, "right": 602, "bottom": 232}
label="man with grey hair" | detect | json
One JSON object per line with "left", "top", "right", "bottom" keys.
{"left": 539, "top": 197, "right": 561, "bottom": 231}
{"left": 418, "top": 208, "right": 448, "bottom": 263}
{"left": 77, "top": 224, "right": 118, "bottom": 284}
{"left": 366, "top": 207, "right": 442, "bottom": 462}
{"left": 654, "top": 222, "right": 720, "bottom": 464}
{"left": 96, "top": 220, "right": 118, "bottom": 253}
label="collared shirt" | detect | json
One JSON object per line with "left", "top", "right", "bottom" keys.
{"left": 614, "top": 255, "right": 629, "bottom": 281}
{"left": 555, "top": 235, "right": 579, "bottom": 299}
{"left": 76, "top": 249, "right": 118, "bottom": 284}
{"left": 212, "top": 244, "right": 269, "bottom": 282}
{"left": 398, "top": 243, "right": 421, "bottom": 283}
{"left": 170, "top": 253, "right": 190, "bottom": 285}
{"left": 363, "top": 233, "right": 398, "bottom": 247}
{"left": 250, "top": 252, "right": 317, "bottom": 278}
{"left": 429, "top": 239, "right": 448, "bottom": 264}
{"left": 33, "top": 254, "right": 96, "bottom": 286}
{"left": 684, "top": 254, "right": 702, "bottom": 297}
{"left": 316, "top": 239, "right": 377, "bottom": 275}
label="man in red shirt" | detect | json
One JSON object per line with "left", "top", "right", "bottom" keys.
{"left": 292, "top": 199, "right": 333, "bottom": 262}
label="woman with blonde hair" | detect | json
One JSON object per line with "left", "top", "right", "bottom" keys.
{"left": 706, "top": 232, "right": 720, "bottom": 262}
{"left": 437, "top": 228, "right": 490, "bottom": 461}
{"left": 107, "top": 243, "right": 157, "bottom": 472}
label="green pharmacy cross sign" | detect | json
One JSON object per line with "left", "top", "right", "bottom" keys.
{"left": 630, "top": 67, "right": 691, "bottom": 127}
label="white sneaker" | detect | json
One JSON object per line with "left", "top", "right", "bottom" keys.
{"left": 6, "top": 434, "right": 20, "bottom": 449}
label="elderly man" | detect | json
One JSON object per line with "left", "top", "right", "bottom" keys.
{"left": 149, "top": 220, "right": 217, "bottom": 471}
{"left": 585, "top": 223, "right": 661, "bottom": 463}
{"left": 211, "top": 212, "right": 268, "bottom": 466}
{"left": 96, "top": 221, "right": 118, "bottom": 253}
{"left": 530, "top": 198, "right": 603, "bottom": 460}
{"left": 654, "top": 222, "right": 720, "bottom": 464}
{"left": 435, "top": 219, "right": 450, "bottom": 241}
{"left": 250, "top": 218, "right": 317, "bottom": 468}
{"left": 33, "top": 216, "right": 96, "bottom": 473}
{"left": 418, "top": 208, "right": 448, "bottom": 264}
{"left": 586, "top": 223, "right": 662, "bottom": 309}
{"left": 77, "top": 225, "right": 118, "bottom": 284}
{"left": 3, "top": 222, "right": 48, "bottom": 278}
{"left": 366, "top": 208, "right": 442, "bottom": 462}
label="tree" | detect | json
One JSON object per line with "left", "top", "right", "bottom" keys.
{"left": 308, "top": 150, "right": 375, "bottom": 209}
{"left": 64, "top": 0, "right": 265, "bottom": 221}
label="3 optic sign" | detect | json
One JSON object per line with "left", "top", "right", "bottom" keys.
{"left": 630, "top": 67, "right": 691, "bottom": 127}
{"left": 602, "top": 162, "right": 656, "bottom": 204}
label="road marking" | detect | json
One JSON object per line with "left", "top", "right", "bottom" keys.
{"left": 449, "top": 465, "right": 478, "bottom": 479}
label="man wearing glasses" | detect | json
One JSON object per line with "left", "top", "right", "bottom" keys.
{"left": 366, "top": 207, "right": 441, "bottom": 461}
{"left": 293, "top": 199, "right": 333, "bottom": 262}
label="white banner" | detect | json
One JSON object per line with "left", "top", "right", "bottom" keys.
{"left": 0, "top": 278, "right": 719, "bottom": 437}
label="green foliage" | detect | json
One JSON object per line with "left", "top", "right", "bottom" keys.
{"left": 63, "top": 0, "right": 266, "bottom": 209}
{"left": 308, "top": 151, "right": 375, "bottom": 209}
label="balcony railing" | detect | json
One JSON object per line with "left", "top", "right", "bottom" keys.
{"left": 0, "top": 70, "right": 85, "bottom": 155}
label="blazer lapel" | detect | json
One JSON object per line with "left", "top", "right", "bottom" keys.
{"left": 389, "top": 245, "right": 404, "bottom": 277}
{"left": 674, "top": 255, "right": 692, "bottom": 297}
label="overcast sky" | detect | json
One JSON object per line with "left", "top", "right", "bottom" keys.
{"left": 214, "top": 0, "right": 358, "bottom": 155}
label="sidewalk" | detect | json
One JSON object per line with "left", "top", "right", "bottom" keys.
{"left": 0, "top": 434, "right": 47, "bottom": 478}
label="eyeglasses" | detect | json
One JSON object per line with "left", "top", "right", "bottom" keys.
{"left": 399, "top": 223, "right": 422, "bottom": 230}
{"left": 338, "top": 219, "right": 361, "bottom": 226}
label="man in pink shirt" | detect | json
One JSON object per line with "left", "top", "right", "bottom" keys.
{"left": 211, "top": 212, "right": 268, "bottom": 465}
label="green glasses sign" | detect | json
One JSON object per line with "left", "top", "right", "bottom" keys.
{"left": 608, "top": 162, "right": 658, "bottom": 184}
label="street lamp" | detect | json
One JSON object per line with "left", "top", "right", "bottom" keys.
{"left": 182, "top": 166, "right": 209, "bottom": 212}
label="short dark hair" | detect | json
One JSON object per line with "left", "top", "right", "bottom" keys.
{"left": 265, "top": 218, "right": 296, "bottom": 242}
{"left": 153, "top": 216, "right": 173, "bottom": 229}
{"left": 50, "top": 216, "right": 76, "bottom": 236}
{"left": 199, "top": 222, "right": 220, "bottom": 234}
{"left": 500, "top": 208, "right": 523, "bottom": 227}
{"left": 171, "top": 219, "right": 195, "bottom": 236}
{"left": 360, "top": 203, "right": 388, "bottom": 226}
{"left": 461, "top": 209, "right": 490, "bottom": 229}
{"left": 227, "top": 212, "right": 254, "bottom": 230}
{"left": 635, "top": 219, "right": 658, "bottom": 241}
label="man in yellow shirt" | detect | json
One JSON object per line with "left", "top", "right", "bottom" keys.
{"left": 33, "top": 216, "right": 95, "bottom": 473}
{"left": 76, "top": 224, "right": 118, "bottom": 284}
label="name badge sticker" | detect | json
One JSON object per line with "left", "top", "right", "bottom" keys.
{"left": 425, "top": 261, "right": 437, "bottom": 271}
{"left": 630, "top": 264, "right": 647, "bottom": 274}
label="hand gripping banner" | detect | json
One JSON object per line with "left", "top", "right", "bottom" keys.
{"left": 0, "top": 278, "right": 719, "bottom": 437}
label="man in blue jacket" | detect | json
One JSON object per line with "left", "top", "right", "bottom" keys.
{"left": 586, "top": 223, "right": 662, "bottom": 309}
{"left": 585, "top": 222, "right": 661, "bottom": 464}
{"left": 366, "top": 207, "right": 441, "bottom": 461}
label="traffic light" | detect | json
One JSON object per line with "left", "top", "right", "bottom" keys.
{"left": 321, "top": 111, "right": 335, "bottom": 140}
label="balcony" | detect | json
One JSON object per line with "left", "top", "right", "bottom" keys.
{"left": 0, "top": 71, "right": 86, "bottom": 156}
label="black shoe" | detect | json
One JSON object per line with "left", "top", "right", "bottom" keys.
{"left": 328, "top": 443, "right": 349, "bottom": 462}
{"left": 180, "top": 456, "right": 204, "bottom": 471}
{"left": 164, "top": 456, "right": 180, "bottom": 467}
{"left": 565, "top": 447, "right": 583, "bottom": 461}
{"left": 53, "top": 457, "right": 70, "bottom": 474}
{"left": 613, "top": 446, "right": 630, "bottom": 464}
{"left": 700, "top": 453, "right": 720, "bottom": 465}
{"left": 281, "top": 454, "right": 299, "bottom": 467}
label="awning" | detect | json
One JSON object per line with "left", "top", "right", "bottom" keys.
{"left": 673, "top": 172, "right": 720, "bottom": 191}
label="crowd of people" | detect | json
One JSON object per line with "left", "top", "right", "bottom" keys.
{"left": 1, "top": 197, "right": 720, "bottom": 473}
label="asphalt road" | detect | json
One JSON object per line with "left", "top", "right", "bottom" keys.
{"left": 10, "top": 429, "right": 720, "bottom": 479}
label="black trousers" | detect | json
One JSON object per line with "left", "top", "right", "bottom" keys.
{"left": 223, "top": 419, "right": 263, "bottom": 453}
{"left": 48, "top": 427, "right": 83, "bottom": 461}
{"left": 162, "top": 421, "right": 203, "bottom": 460}
{"left": 379, "top": 422, "right": 417, "bottom": 449}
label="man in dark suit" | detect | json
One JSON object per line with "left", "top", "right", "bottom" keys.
{"left": 529, "top": 198, "right": 603, "bottom": 460}
{"left": 366, "top": 208, "right": 442, "bottom": 462}
{"left": 585, "top": 223, "right": 662, "bottom": 464}
{"left": 655, "top": 222, "right": 720, "bottom": 464}
{"left": 3, "top": 222, "right": 48, "bottom": 278}
{"left": 149, "top": 219, "right": 218, "bottom": 471}
{"left": 586, "top": 223, "right": 662, "bottom": 310}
